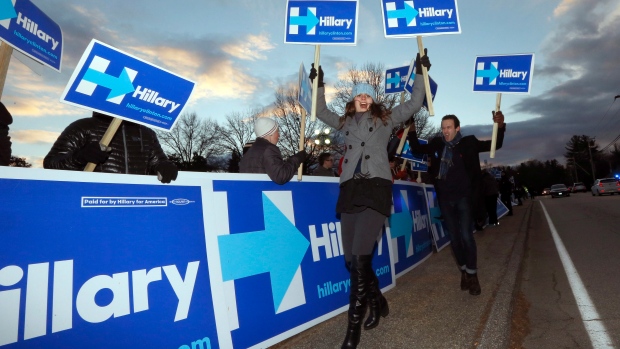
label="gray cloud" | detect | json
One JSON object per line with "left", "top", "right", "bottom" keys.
{"left": 495, "top": 0, "right": 620, "bottom": 165}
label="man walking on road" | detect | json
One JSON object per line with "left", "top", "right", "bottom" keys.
{"left": 408, "top": 112, "right": 506, "bottom": 295}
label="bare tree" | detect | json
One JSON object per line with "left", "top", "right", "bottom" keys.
{"left": 329, "top": 61, "right": 439, "bottom": 141}
{"left": 156, "top": 112, "right": 222, "bottom": 171}
{"left": 330, "top": 61, "right": 402, "bottom": 116}
{"left": 217, "top": 109, "right": 259, "bottom": 159}
{"left": 271, "top": 84, "right": 332, "bottom": 173}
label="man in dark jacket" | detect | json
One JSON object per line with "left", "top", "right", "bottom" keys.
{"left": 481, "top": 170, "right": 499, "bottom": 226}
{"left": 408, "top": 112, "right": 505, "bottom": 296}
{"left": 0, "top": 102, "right": 12, "bottom": 166}
{"left": 239, "top": 117, "right": 306, "bottom": 185}
{"left": 44, "top": 112, "right": 178, "bottom": 183}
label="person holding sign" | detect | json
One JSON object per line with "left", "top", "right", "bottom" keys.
{"left": 239, "top": 117, "right": 307, "bottom": 184}
{"left": 408, "top": 112, "right": 505, "bottom": 296}
{"left": 0, "top": 102, "right": 12, "bottom": 166}
{"left": 311, "top": 50, "right": 431, "bottom": 349}
{"left": 43, "top": 111, "right": 178, "bottom": 183}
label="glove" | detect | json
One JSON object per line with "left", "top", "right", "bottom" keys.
{"left": 492, "top": 110, "right": 505, "bottom": 128}
{"left": 293, "top": 150, "right": 308, "bottom": 165}
{"left": 309, "top": 64, "right": 324, "bottom": 88}
{"left": 76, "top": 142, "right": 110, "bottom": 164}
{"left": 156, "top": 161, "right": 178, "bottom": 184}
{"left": 415, "top": 48, "right": 431, "bottom": 74}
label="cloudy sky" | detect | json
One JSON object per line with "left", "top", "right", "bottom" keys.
{"left": 2, "top": 0, "right": 620, "bottom": 168}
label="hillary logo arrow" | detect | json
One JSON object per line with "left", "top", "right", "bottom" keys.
{"left": 386, "top": 2, "right": 419, "bottom": 25}
{"left": 389, "top": 192, "right": 413, "bottom": 253}
{"left": 218, "top": 193, "right": 310, "bottom": 313}
{"left": 82, "top": 67, "right": 136, "bottom": 100}
{"left": 387, "top": 73, "right": 401, "bottom": 87}
{"left": 0, "top": 0, "right": 17, "bottom": 22}
{"left": 290, "top": 8, "right": 319, "bottom": 34}
{"left": 476, "top": 63, "right": 500, "bottom": 83}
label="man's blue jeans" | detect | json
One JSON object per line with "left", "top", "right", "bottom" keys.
{"left": 439, "top": 196, "right": 477, "bottom": 273}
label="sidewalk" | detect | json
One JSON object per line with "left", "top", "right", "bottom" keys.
{"left": 271, "top": 200, "right": 534, "bottom": 349}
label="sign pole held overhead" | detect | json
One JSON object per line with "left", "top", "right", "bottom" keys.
{"left": 297, "top": 108, "right": 307, "bottom": 181}
{"left": 489, "top": 93, "right": 501, "bottom": 158}
{"left": 310, "top": 45, "right": 321, "bottom": 122}
{"left": 0, "top": 44, "right": 13, "bottom": 100}
{"left": 416, "top": 36, "right": 434, "bottom": 116}
{"left": 84, "top": 118, "right": 123, "bottom": 172}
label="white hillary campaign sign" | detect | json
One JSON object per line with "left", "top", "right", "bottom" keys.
{"left": 284, "top": 0, "right": 358, "bottom": 45}
{"left": 381, "top": 0, "right": 460, "bottom": 38}
{"left": 60, "top": 39, "right": 195, "bottom": 132}
{"left": 0, "top": 0, "right": 63, "bottom": 71}
{"left": 473, "top": 53, "right": 535, "bottom": 94}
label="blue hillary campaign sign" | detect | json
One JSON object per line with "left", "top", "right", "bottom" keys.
{"left": 298, "top": 62, "right": 313, "bottom": 114}
{"left": 473, "top": 53, "right": 535, "bottom": 94}
{"left": 284, "top": 0, "right": 358, "bottom": 45}
{"left": 389, "top": 184, "right": 433, "bottom": 277}
{"left": 399, "top": 138, "right": 428, "bottom": 171}
{"left": 410, "top": 160, "right": 428, "bottom": 172}
{"left": 209, "top": 178, "right": 393, "bottom": 349}
{"left": 0, "top": 0, "right": 63, "bottom": 71}
{"left": 381, "top": 0, "right": 460, "bottom": 38}
{"left": 0, "top": 172, "right": 218, "bottom": 349}
{"left": 60, "top": 39, "right": 195, "bottom": 132}
{"left": 384, "top": 65, "right": 411, "bottom": 94}
{"left": 405, "top": 68, "right": 438, "bottom": 106}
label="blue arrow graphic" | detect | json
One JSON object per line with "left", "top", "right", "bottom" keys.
{"left": 387, "top": 3, "right": 419, "bottom": 24}
{"left": 476, "top": 64, "right": 500, "bottom": 81}
{"left": 290, "top": 9, "right": 320, "bottom": 34}
{"left": 387, "top": 73, "right": 401, "bottom": 86}
{"left": 218, "top": 193, "right": 310, "bottom": 313}
{"left": 0, "top": 0, "right": 17, "bottom": 21}
{"left": 389, "top": 194, "right": 413, "bottom": 252}
{"left": 82, "top": 67, "right": 135, "bottom": 100}
{"left": 429, "top": 207, "right": 442, "bottom": 224}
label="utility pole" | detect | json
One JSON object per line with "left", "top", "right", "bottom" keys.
{"left": 568, "top": 157, "right": 578, "bottom": 182}
{"left": 588, "top": 139, "right": 596, "bottom": 182}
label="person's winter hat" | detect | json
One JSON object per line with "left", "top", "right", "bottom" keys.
{"left": 351, "top": 83, "right": 376, "bottom": 100}
{"left": 254, "top": 117, "right": 278, "bottom": 138}
{"left": 0, "top": 102, "right": 13, "bottom": 126}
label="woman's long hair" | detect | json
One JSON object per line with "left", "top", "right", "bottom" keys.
{"left": 337, "top": 99, "right": 392, "bottom": 129}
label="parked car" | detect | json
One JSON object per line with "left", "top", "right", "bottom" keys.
{"left": 572, "top": 182, "right": 587, "bottom": 193}
{"left": 550, "top": 184, "right": 571, "bottom": 198}
{"left": 591, "top": 178, "right": 620, "bottom": 196}
{"left": 542, "top": 188, "right": 551, "bottom": 195}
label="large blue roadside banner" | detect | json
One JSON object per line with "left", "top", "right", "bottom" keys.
{"left": 0, "top": 169, "right": 218, "bottom": 349}
{"left": 0, "top": 168, "right": 477, "bottom": 348}
{"left": 389, "top": 183, "right": 433, "bottom": 277}
{"left": 60, "top": 39, "right": 195, "bottom": 132}
{"left": 207, "top": 177, "right": 394, "bottom": 348}
{"left": 0, "top": 0, "right": 63, "bottom": 71}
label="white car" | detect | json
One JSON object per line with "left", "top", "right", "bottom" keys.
{"left": 591, "top": 178, "right": 620, "bottom": 196}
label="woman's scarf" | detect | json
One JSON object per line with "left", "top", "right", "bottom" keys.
{"left": 438, "top": 131, "right": 462, "bottom": 180}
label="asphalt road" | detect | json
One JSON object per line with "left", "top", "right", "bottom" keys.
{"left": 518, "top": 193, "right": 620, "bottom": 348}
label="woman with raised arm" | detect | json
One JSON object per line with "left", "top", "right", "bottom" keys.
{"left": 310, "top": 50, "right": 431, "bottom": 349}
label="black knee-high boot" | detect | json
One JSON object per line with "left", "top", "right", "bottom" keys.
{"left": 341, "top": 255, "right": 372, "bottom": 349}
{"left": 363, "top": 270, "right": 389, "bottom": 330}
